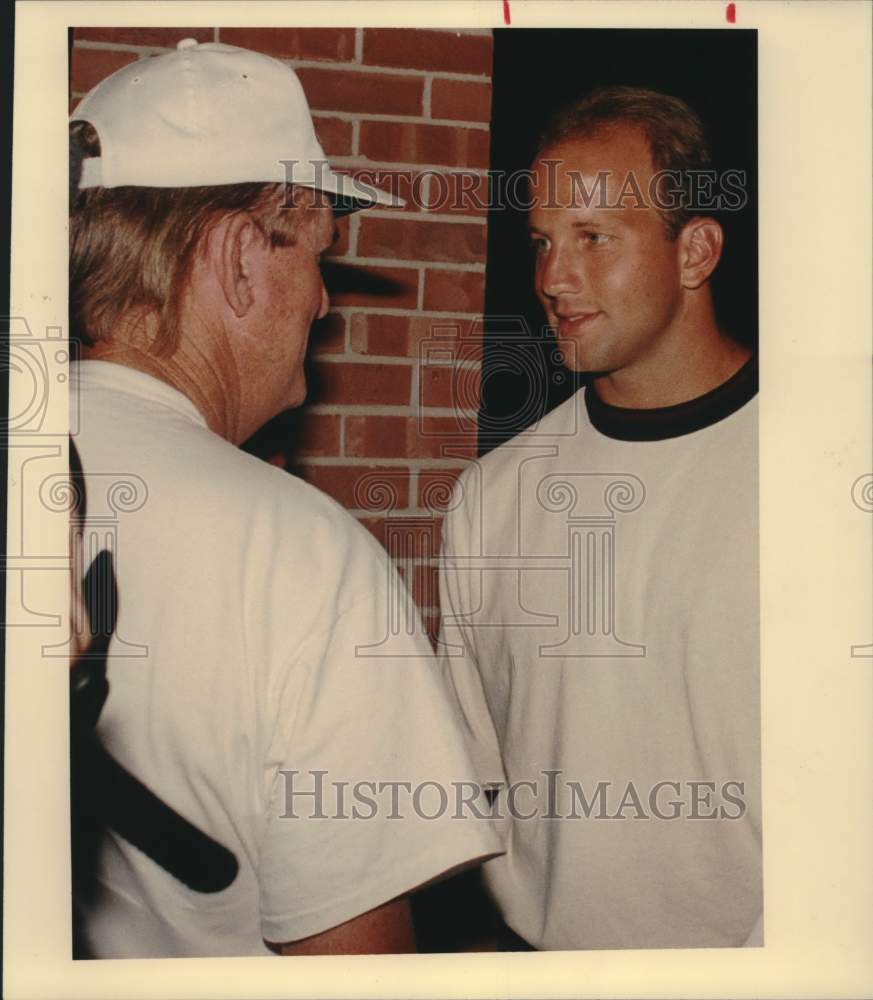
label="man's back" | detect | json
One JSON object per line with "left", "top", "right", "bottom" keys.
{"left": 73, "top": 360, "right": 499, "bottom": 957}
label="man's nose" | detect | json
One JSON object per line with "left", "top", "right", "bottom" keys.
{"left": 538, "top": 244, "right": 581, "bottom": 300}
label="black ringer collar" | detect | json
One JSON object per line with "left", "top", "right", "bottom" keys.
{"left": 584, "top": 354, "right": 758, "bottom": 442}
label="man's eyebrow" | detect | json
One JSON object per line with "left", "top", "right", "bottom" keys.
{"left": 527, "top": 217, "right": 605, "bottom": 235}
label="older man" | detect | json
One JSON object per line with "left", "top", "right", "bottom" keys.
{"left": 439, "top": 87, "right": 761, "bottom": 950}
{"left": 69, "top": 40, "right": 499, "bottom": 958}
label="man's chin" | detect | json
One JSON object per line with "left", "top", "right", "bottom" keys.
{"left": 556, "top": 335, "right": 607, "bottom": 375}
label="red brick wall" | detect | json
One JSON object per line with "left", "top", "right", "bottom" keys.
{"left": 70, "top": 27, "right": 494, "bottom": 641}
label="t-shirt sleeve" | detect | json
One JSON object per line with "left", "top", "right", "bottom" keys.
{"left": 437, "top": 470, "right": 507, "bottom": 789}
{"left": 257, "top": 537, "right": 503, "bottom": 946}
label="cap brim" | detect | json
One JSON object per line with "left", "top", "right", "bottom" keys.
{"left": 303, "top": 168, "right": 405, "bottom": 215}
{"left": 324, "top": 192, "right": 387, "bottom": 217}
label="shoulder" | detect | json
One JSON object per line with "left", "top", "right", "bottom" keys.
{"left": 454, "top": 388, "right": 587, "bottom": 499}
{"left": 167, "top": 436, "right": 398, "bottom": 644}
{"left": 88, "top": 402, "right": 387, "bottom": 596}
{"left": 195, "top": 440, "right": 387, "bottom": 571}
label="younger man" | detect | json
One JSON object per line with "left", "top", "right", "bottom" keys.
{"left": 440, "top": 87, "right": 761, "bottom": 950}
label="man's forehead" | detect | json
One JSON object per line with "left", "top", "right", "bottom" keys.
{"left": 530, "top": 126, "right": 658, "bottom": 216}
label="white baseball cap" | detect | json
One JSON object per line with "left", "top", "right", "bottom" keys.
{"left": 71, "top": 38, "right": 402, "bottom": 212}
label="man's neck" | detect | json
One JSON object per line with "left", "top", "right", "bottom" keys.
{"left": 83, "top": 341, "right": 244, "bottom": 443}
{"left": 591, "top": 320, "right": 753, "bottom": 410}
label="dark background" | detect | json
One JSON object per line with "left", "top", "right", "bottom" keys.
{"left": 479, "top": 27, "right": 758, "bottom": 455}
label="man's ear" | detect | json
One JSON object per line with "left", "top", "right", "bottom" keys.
{"left": 207, "top": 212, "right": 263, "bottom": 319}
{"left": 678, "top": 217, "right": 723, "bottom": 289}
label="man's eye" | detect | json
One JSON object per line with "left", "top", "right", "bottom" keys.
{"left": 529, "top": 237, "right": 549, "bottom": 253}
{"left": 583, "top": 232, "right": 608, "bottom": 245}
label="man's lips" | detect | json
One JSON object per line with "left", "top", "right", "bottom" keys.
{"left": 553, "top": 311, "right": 602, "bottom": 332}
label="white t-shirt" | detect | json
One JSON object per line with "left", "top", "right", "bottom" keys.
{"left": 72, "top": 360, "right": 501, "bottom": 958}
{"left": 439, "top": 360, "right": 761, "bottom": 950}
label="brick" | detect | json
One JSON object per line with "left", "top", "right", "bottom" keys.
{"left": 345, "top": 415, "right": 407, "bottom": 458}
{"left": 357, "top": 515, "right": 390, "bottom": 547}
{"left": 411, "top": 314, "right": 484, "bottom": 354}
{"left": 218, "top": 27, "right": 355, "bottom": 62}
{"left": 412, "top": 562, "right": 441, "bottom": 609}
{"left": 337, "top": 165, "right": 489, "bottom": 216}
{"left": 314, "top": 116, "right": 354, "bottom": 156}
{"left": 74, "top": 27, "right": 213, "bottom": 47}
{"left": 418, "top": 468, "right": 467, "bottom": 512}
{"left": 416, "top": 416, "right": 479, "bottom": 457}
{"left": 358, "top": 218, "right": 486, "bottom": 265}
{"left": 358, "top": 514, "right": 443, "bottom": 556}
{"left": 324, "top": 263, "right": 419, "bottom": 310}
{"left": 431, "top": 78, "right": 492, "bottom": 123}
{"left": 295, "top": 414, "right": 341, "bottom": 457}
{"left": 387, "top": 516, "right": 443, "bottom": 559}
{"left": 398, "top": 516, "right": 443, "bottom": 558}
{"left": 71, "top": 48, "right": 138, "bottom": 94}
{"left": 309, "top": 361, "right": 412, "bottom": 406}
{"left": 243, "top": 409, "right": 340, "bottom": 463}
{"left": 295, "top": 465, "right": 410, "bottom": 511}
{"left": 350, "top": 314, "right": 412, "bottom": 357}
{"left": 422, "top": 610, "right": 441, "bottom": 647}
{"left": 363, "top": 29, "right": 493, "bottom": 76}
{"left": 350, "top": 314, "right": 483, "bottom": 358}
{"left": 360, "top": 122, "right": 489, "bottom": 169}
{"left": 421, "top": 361, "right": 481, "bottom": 410}
{"left": 422, "top": 269, "right": 485, "bottom": 313}
{"left": 345, "top": 415, "right": 477, "bottom": 460}
{"left": 296, "top": 67, "right": 423, "bottom": 117}
{"left": 309, "top": 312, "right": 346, "bottom": 355}
{"left": 424, "top": 171, "right": 490, "bottom": 216}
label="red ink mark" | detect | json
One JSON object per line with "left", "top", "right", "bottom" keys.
{"left": 726, "top": 3, "right": 736, "bottom": 23}
{"left": 503, "top": 0, "right": 512, "bottom": 25}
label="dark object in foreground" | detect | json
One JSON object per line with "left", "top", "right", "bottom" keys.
{"left": 70, "top": 447, "right": 239, "bottom": 954}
